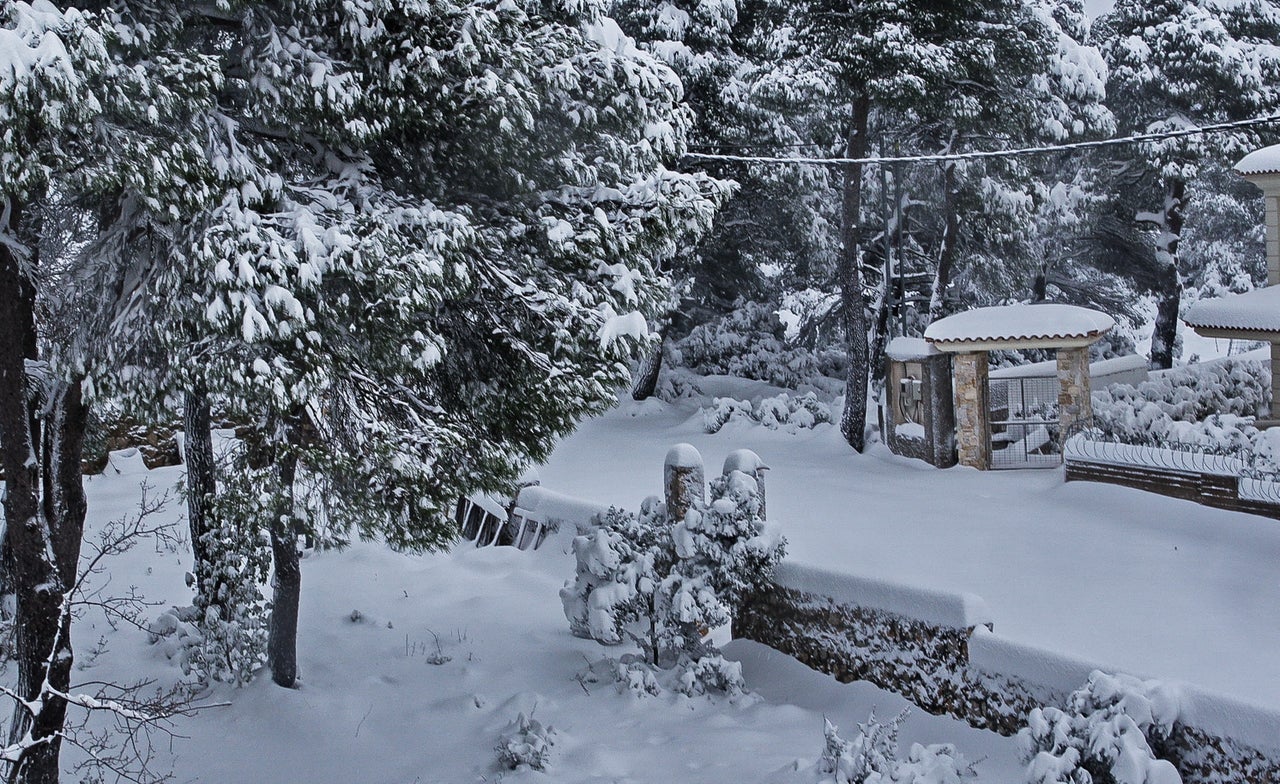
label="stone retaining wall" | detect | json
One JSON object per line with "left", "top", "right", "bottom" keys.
{"left": 735, "top": 569, "right": 1280, "bottom": 784}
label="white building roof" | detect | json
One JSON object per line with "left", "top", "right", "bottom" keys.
{"left": 924, "top": 303, "right": 1114, "bottom": 351}
{"left": 1236, "top": 144, "right": 1280, "bottom": 177}
{"left": 1184, "top": 286, "right": 1280, "bottom": 336}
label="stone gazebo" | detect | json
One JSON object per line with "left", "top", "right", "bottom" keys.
{"left": 1184, "top": 143, "right": 1280, "bottom": 427}
{"left": 923, "top": 303, "right": 1115, "bottom": 470}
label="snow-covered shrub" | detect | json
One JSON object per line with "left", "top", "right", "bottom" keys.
{"left": 182, "top": 469, "right": 272, "bottom": 684}
{"left": 495, "top": 711, "right": 556, "bottom": 771}
{"left": 561, "top": 471, "right": 784, "bottom": 695}
{"left": 1092, "top": 358, "right": 1269, "bottom": 446}
{"left": 561, "top": 506, "right": 665, "bottom": 645}
{"left": 653, "top": 368, "right": 704, "bottom": 403}
{"left": 673, "top": 300, "right": 845, "bottom": 388}
{"left": 703, "top": 392, "right": 832, "bottom": 434}
{"left": 674, "top": 652, "right": 745, "bottom": 697}
{"left": 1019, "top": 671, "right": 1182, "bottom": 784}
{"left": 704, "top": 397, "right": 754, "bottom": 433}
{"left": 816, "top": 711, "right": 976, "bottom": 784}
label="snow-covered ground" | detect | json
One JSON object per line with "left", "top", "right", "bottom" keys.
{"left": 538, "top": 379, "right": 1280, "bottom": 712}
{"left": 46, "top": 375, "right": 1280, "bottom": 780}
{"left": 66, "top": 456, "right": 1022, "bottom": 782}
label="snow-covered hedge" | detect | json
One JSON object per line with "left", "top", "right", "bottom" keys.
{"left": 703, "top": 392, "right": 832, "bottom": 434}
{"left": 1092, "top": 358, "right": 1269, "bottom": 445}
{"left": 673, "top": 301, "right": 845, "bottom": 388}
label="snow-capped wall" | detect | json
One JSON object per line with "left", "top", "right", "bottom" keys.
{"left": 774, "top": 561, "right": 991, "bottom": 630}
{"left": 736, "top": 559, "right": 1280, "bottom": 783}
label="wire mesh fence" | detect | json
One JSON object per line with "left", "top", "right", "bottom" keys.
{"left": 988, "top": 376, "right": 1061, "bottom": 469}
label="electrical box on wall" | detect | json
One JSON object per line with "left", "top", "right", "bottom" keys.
{"left": 882, "top": 338, "right": 956, "bottom": 469}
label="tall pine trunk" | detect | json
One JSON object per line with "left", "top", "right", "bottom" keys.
{"left": 838, "top": 95, "right": 872, "bottom": 452}
{"left": 1148, "top": 179, "right": 1186, "bottom": 370}
{"left": 0, "top": 199, "right": 86, "bottom": 784}
{"left": 183, "top": 385, "right": 218, "bottom": 612}
{"left": 928, "top": 162, "right": 959, "bottom": 324}
{"left": 631, "top": 328, "right": 666, "bottom": 401}
{"left": 268, "top": 450, "right": 301, "bottom": 688}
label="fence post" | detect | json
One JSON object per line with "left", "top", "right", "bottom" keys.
{"left": 665, "top": 443, "right": 705, "bottom": 523}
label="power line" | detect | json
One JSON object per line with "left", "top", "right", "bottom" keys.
{"left": 680, "top": 114, "right": 1280, "bottom": 167}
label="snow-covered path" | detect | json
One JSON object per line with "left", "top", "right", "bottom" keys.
{"left": 539, "top": 391, "right": 1280, "bottom": 711}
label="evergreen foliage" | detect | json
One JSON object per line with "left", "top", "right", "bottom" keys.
{"left": 561, "top": 469, "right": 784, "bottom": 690}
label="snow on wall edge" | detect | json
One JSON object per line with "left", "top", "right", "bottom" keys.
{"left": 971, "top": 627, "right": 1280, "bottom": 754}
{"left": 773, "top": 560, "right": 993, "bottom": 630}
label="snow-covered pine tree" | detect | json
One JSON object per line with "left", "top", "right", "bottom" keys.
{"left": 911, "top": 0, "right": 1114, "bottom": 325}
{"left": 769, "top": 0, "right": 1101, "bottom": 450}
{"left": 1096, "top": 0, "right": 1280, "bottom": 369}
{"left": 117, "top": 0, "right": 729, "bottom": 688}
{"left": 1, "top": 2, "right": 223, "bottom": 780}
{"left": 609, "top": 0, "right": 829, "bottom": 400}
{"left": 563, "top": 470, "right": 782, "bottom": 691}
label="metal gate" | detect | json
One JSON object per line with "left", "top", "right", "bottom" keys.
{"left": 987, "top": 376, "right": 1061, "bottom": 469}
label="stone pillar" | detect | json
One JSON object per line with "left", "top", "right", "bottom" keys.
{"left": 664, "top": 443, "right": 705, "bottom": 523}
{"left": 1057, "top": 346, "right": 1092, "bottom": 443}
{"left": 1266, "top": 189, "right": 1279, "bottom": 286}
{"left": 952, "top": 352, "right": 990, "bottom": 470}
{"left": 1271, "top": 342, "right": 1280, "bottom": 422}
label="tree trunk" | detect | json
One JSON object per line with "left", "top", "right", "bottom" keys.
{"left": 928, "top": 163, "right": 960, "bottom": 324}
{"left": 0, "top": 199, "right": 71, "bottom": 784}
{"left": 869, "top": 276, "right": 892, "bottom": 386}
{"left": 268, "top": 450, "right": 301, "bottom": 688}
{"left": 838, "top": 95, "right": 872, "bottom": 452}
{"left": 46, "top": 382, "right": 87, "bottom": 588}
{"left": 631, "top": 328, "right": 666, "bottom": 401}
{"left": 1147, "top": 179, "right": 1186, "bottom": 370}
{"left": 183, "top": 384, "right": 218, "bottom": 611}
{"left": 0, "top": 219, "right": 39, "bottom": 621}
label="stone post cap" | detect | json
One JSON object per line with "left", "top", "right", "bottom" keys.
{"left": 723, "top": 448, "right": 769, "bottom": 476}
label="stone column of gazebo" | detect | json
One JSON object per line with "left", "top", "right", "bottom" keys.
{"left": 922, "top": 303, "right": 1116, "bottom": 470}
{"left": 1184, "top": 143, "right": 1280, "bottom": 427}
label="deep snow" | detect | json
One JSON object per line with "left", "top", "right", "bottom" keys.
{"left": 537, "top": 379, "right": 1280, "bottom": 712}
{"left": 58, "top": 451, "right": 1023, "bottom": 782}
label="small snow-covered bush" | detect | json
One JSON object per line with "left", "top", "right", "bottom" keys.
{"left": 1019, "top": 671, "right": 1182, "bottom": 784}
{"left": 561, "top": 470, "right": 784, "bottom": 695}
{"left": 653, "top": 368, "right": 704, "bottom": 403}
{"left": 704, "top": 392, "right": 832, "bottom": 434}
{"left": 816, "top": 711, "right": 976, "bottom": 784}
{"left": 575, "top": 653, "right": 747, "bottom": 699}
{"left": 673, "top": 300, "right": 845, "bottom": 388}
{"left": 495, "top": 711, "right": 556, "bottom": 771}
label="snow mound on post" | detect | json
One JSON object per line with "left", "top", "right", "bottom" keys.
{"left": 924, "top": 303, "right": 1114, "bottom": 345}
{"left": 774, "top": 562, "right": 993, "bottom": 630}
{"left": 664, "top": 442, "right": 703, "bottom": 469}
